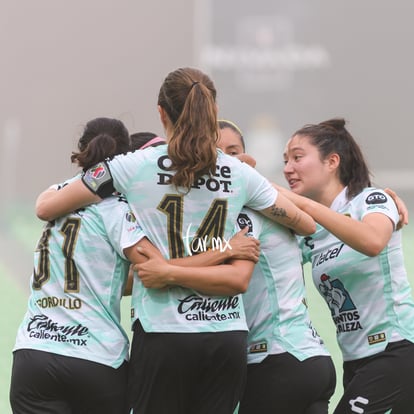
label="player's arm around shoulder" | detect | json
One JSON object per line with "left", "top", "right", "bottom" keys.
{"left": 135, "top": 251, "right": 255, "bottom": 295}
{"left": 36, "top": 179, "right": 101, "bottom": 221}
{"left": 260, "top": 190, "right": 316, "bottom": 236}
{"left": 275, "top": 185, "right": 395, "bottom": 256}
{"left": 124, "top": 235, "right": 257, "bottom": 295}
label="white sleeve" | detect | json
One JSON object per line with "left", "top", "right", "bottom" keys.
{"left": 360, "top": 189, "right": 399, "bottom": 228}
{"left": 240, "top": 161, "right": 278, "bottom": 211}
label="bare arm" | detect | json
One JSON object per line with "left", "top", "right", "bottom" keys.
{"left": 124, "top": 233, "right": 257, "bottom": 295}
{"left": 131, "top": 245, "right": 255, "bottom": 296}
{"left": 125, "top": 226, "right": 259, "bottom": 267}
{"left": 259, "top": 192, "right": 316, "bottom": 236}
{"left": 36, "top": 179, "right": 100, "bottom": 221}
{"left": 276, "top": 186, "right": 394, "bottom": 256}
{"left": 168, "top": 226, "right": 260, "bottom": 265}
{"left": 124, "top": 264, "right": 135, "bottom": 296}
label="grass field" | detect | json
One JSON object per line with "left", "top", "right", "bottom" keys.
{"left": 1, "top": 205, "right": 414, "bottom": 414}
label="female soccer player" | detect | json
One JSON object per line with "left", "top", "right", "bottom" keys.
{"left": 35, "top": 67, "right": 315, "bottom": 414}
{"left": 218, "top": 119, "right": 336, "bottom": 414}
{"left": 130, "top": 119, "right": 338, "bottom": 413}
{"left": 282, "top": 117, "right": 414, "bottom": 413}
{"left": 10, "top": 117, "right": 143, "bottom": 414}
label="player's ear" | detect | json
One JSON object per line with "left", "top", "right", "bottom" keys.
{"left": 327, "top": 153, "right": 340, "bottom": 172}
{"left": 158, "top": 106, "right": 168, "bottom": 128}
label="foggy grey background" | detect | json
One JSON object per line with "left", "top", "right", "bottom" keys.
{"left": 1, "top": 1, "right": 413, "bottom": 297}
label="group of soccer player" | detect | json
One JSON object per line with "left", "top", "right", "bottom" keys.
{"left": 10, "top": 66, "right": 414, "bottom": 414}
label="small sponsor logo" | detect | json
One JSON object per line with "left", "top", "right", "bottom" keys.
{"left": 27, "top": 314, "right": 89, "bottom": 346}
{"left": 368, "top": 332, "right": 386, "bottom": 345}
{"left": 156, "top": 156, "right": 232, "bottom": 192}
{"left": 125, "top": 211, "right": 137, "bottom": 222}
{"left": 248, "top": 342, "right": 267, "bottom": 354}
{"left": 237, "top": 213, "right": 253, "bottom": 234}
{"left": 349, "top": 396, "right": 369, "bottom": 413}
{"left": 365, "top": 192, "right": 387, "bottom": 205}
{"left": 177, "top": 294, "right": 241, "bottom": 322}
{"left": 304, "top": 236, "right": 314, "bottom": 249}
{"left": 312, "top": 244, "right": 344, "bottom": 268}
{"left": 90, "top": 164, "right": 106, "bottom": 179}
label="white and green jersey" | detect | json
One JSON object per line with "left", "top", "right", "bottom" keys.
{"left": 105, "top": 146, "right": 277, "bottom": 333}
{"left": 236, "top": 208, "right": 329, "bottom": 364}
{"left": 299, "top": 187, "right": 414, "bottom": 361}
{"left": 14, "top": 180, "right": 144, "bottom": 368}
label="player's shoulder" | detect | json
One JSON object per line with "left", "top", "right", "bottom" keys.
{"left": 216, "top": 150, "right": 243, "bottom": 166}
{"left": 97, "top": 193, "right": 129, "bottom": 210}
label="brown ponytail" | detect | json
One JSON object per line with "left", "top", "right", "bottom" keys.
{"left": 71, "top": 117, "right": 130, "bottom": 170}
{"left": 158, "top": 67, "right": 218, "bottom": 191}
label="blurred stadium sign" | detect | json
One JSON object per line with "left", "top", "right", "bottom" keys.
{"left": 194, "top": 0, "right": 414, "bottom": 202}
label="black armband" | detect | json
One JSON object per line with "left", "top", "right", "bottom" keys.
{"left": 82, "top": 161, "right": 116, "bottom": 198}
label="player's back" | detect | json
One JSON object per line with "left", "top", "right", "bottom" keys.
{"left": 107, "top": 146, "right": 277, "bottom": 333}
{"left": 14, "top": 194, "right": 139, "bottom": 368}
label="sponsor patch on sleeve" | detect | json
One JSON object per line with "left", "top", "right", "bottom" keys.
{"left": 82, "top": 161, "right": 115, "bottom": 198}
{"left": 365, "top": 191, "right": 387, "bottom": 205}
{"left": 83, "top": 163, "right": 108, "bottom": 189}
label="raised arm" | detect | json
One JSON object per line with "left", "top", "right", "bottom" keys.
{"left": 259, "top": 191, "right": 316, "bottom": 236}
{"left": 276, "top": 185, "right": 394, "bottom": 256}
{"left": 36, "top": 179, "right": 101, "bottom": 221}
